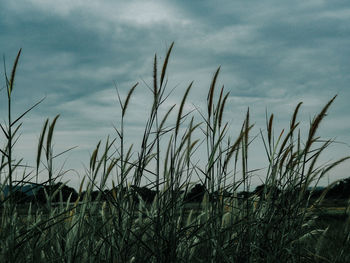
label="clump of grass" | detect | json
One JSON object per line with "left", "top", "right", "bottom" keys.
{"left": 0, "top": 43, "right": 349, "bottom": 262}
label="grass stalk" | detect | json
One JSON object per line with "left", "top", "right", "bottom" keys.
{"left": 0, "top": 45, "right": 349, "bottom": 263}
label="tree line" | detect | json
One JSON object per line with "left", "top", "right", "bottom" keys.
{"left": 1, "top": 176, "right": 349, "bottom": 205}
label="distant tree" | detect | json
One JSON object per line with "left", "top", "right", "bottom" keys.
{"left": 90, "top": 190, "right": 100, "bottom": 201}
{"left": 237, "top": 191, "right": 250, "bottom": 199}
{"left": 101, "top": 189, "right": 111, "bottom": 201}
{"left": 51, "top": 183, "right": 78, "bottom": 202}
{"left": 209, "top": 189, "right": 233, "bottom": 202}
{"left": 33, "top": 187, "right": 47, "bottom": 204}
{"left": 2, "top": 184, "right": 44, "bottom": 204}
{"left": 308, "top": 187, "right": 324, "bottom": 199}
{"left": 34, "top": 183, "right": 78, "bottom": 203}
{"left": 253, "top": 184, "right": 265, "bottom": 197}
{"left": 80, "top": 191, "right": 87, "bottom": 200}
{"left": 131, "top": 186, "right": 157, "bottom": 204}
{"left": 184, "top": 184, "right": 206, "bottom": 203}
{"left": 343, "top": 177, "right": 350, "bottom": 198}
{"left": 326, "top": 177, "right": 350, "bottom": 199}
{"left": 11, "top": 190, "right": 30, "bottom": 204}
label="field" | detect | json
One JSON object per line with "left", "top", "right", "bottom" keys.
{"left": 1, "top": 45, "right": 350, "bottom": 262}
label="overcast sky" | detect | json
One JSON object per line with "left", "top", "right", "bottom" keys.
{"left": 1, "top": 0, "right": 349, "bottom": 190}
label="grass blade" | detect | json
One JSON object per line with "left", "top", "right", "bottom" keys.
{"left": 160, "top": 42, "right": 174, "bottom": 88}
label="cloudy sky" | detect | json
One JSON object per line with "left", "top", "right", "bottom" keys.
{"left": 1, "top": 0, "right": 349, "bottom": 190}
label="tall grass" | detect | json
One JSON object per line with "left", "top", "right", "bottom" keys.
{"left": 0, "top": 44, "right": 349, "bottom": 262}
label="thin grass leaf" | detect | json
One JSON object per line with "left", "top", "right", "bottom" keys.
{"left": 159, "top": 104, "right": 176, "bottom": 132}
{"left": 312, "top": 179, "right": 342, "bottom": 208}
{"left": 106, "top": 158, "right": 119, "bottom": 178}
{"left": 218, "top": 91, "right": 229, "bottom": 128}
{"left": 322, "top": 156, "right": 350, "bottom": 176}
{"left": 215, "top": 85, "right": 224, "bottom": 118}
{"left": 52, "top": 145, "right": 78, "bottom": 159}
{"left": 36, "top": 119, "right": 49, "bottom": 171}
{"left": 0, "top": 123, "right": 9, "bottom": 138}
{"left": 11, "top": 96, "right": 46, "bottom": 127}
{"left": 277, "top": 122, "right": 299, "bottom": 158}
{"left": 160, "top": 42, "right": 174, "bottom": 88}
{"left": 153, "top": 54, "right": 158, "bottom": 103}
{"left": 175, "top": 82, "right": 193, "bottom": 136}
{"left": 279, "top": 146, "right": 291, "bottom": 170}
{"left": 8, "top": 48, "right": 21, "bottom": 97}
{"left": 268, "top": 114, "right": 274, "bottom": 146}
{"left": 115, "top": 84, "right": 123, "bottom": 110}
{"left": 207, "top": 66, "right": 220, "bottom": 118}
{"left": 0, "top": 148, "right": 8, "bottom": 157}
{"left": 306, "top": 95, "right": 337, "bottom": 152}
{"left": 223, "top": 125, "right": 254, "bottom": 171}
{"left": 164, "top": 134, "right": 173, "bottom": 181}
{"left": 10, "top": 122, "right": 22, "bottom": 141}
{"left": 90, "top": 141, "right": 101, "bottom": 171}
{"left": 122, "top": 83, "right": 138, "bottom": 117}
{"left": 244, "top": 108, "right": 250, "bottom": 147}
{"left": 46, "top": 114, "right": 60, "bottom": 160}
{"left": 291, "top": 101, "right": 303, "bottom": 130}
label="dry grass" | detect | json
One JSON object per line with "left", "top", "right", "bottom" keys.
{"left": 0, "top": 43, "right": 349, "bottom": 262}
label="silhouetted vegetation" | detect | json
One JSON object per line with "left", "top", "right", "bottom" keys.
{"left": 1, "top": 45, "right": 349, "bottom": 262}
{"left": 326, "top": 177, "right": 350, "bottom": 199}
{"left": 1, "top": 182, "right": 78, "bottom": 204}
{"left": 3, "top": 177, "right": 349, "bottom": 206}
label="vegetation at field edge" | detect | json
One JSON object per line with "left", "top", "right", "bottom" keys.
{"left": 0, "top": 44, "right": 349, "bottom": 262}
